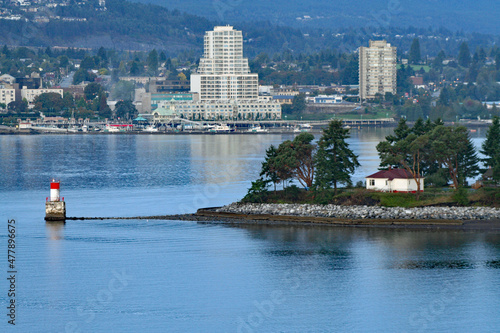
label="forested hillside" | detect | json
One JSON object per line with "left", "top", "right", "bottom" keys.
{"left": 0, "top": 0, "right": 498, "bottom": 56}
{"left": 131, "top": 0, "right": 500, "bottom": 35}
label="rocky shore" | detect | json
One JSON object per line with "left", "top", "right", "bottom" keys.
{"left": 216, "top": 203, "right": 500, "bottom": 221}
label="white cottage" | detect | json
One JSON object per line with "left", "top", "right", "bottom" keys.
{"left": 365, "top": 168, "right": 424, "bottom": 193}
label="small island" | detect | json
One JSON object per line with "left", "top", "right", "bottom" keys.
{"left": 195, "top": 118, "right": 500, "bottom": 230}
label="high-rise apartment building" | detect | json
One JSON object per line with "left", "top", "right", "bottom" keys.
{"left": 191, "top": 25, "right": 258, "bottom": 101}
{"left": 359, "top": 40, "right": 397, "bottom": 100}
{"left": 172, "top": 25, "right": 280, "bottom": 121}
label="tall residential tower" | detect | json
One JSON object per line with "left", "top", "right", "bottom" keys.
{"left": 191, "top": 25, "right": 258, "bottom": 101}
{"left": 173, "top": 25, "right": 281, "bottom": 121}
{"left": 359, "top": 40, "right": 397, "bottom": 101}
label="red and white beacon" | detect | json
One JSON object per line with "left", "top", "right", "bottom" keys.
{"left": 45, "top": 179, "right": 66, "bottom": 221}
{"left": 50, "top": 180, "right": 61, "bottom": 202}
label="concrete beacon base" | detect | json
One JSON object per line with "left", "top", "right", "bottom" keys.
{"left": 45, "top": 201, "right": 66, "bottom": 221}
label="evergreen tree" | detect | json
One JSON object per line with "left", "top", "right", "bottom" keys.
{"left": 147, "top": 49, "right": 159, "bottom": 76}
{"left": 434, "top": 118, "right": 445, "bottom": 127}
{"left": 314, "top": 120, "right": 359, "bottom": 194}
{"left": 432, "top": 50, "right": 446, "bottom": 68}
{"left": 130, "top": 61, "right": 141, "bottom": 76}
{"left": 424, "top": 118, "right": 434, "bottom": 132}
{"left": 429, "top": 125, "right": 469, "bottom": 189}
{"left": 409, "top": 38, "right": 421, "bottom": 64}
{"left": 412, "top": 118, "right": 426, "bottom": 136}
{"left": 481, "top": 116, "right": 500, "bottom": 168}
{"left": 457, "top": 134, "right": 480, "bottom": 186}
{"left": 260, "top": 145, "right": 280, "bottom": 193}
{"left": 275, "top": 140, "right": 298, "bottom": 189}
{"left": 159, "top": 51, "right": 167, "bottom": 63}
{"left": 2, "top": 45, "right": 10, "bottom": 57}
{"left": 97, "top": 47, "right": 107, "bottom": 61}
{"left": 458, "top": 42, "right": 471, "bottom": 68}
{"left": 386, "top": 118, "right": 410, "bottom": 144}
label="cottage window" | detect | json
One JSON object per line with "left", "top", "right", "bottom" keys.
{"left": 369, "top": 179, "right": 375, "bottom": 186}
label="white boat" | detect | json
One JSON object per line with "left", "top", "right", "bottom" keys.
{"left": 143, "top": 125, "right": 159, "bottom": 132}
{"left": 294, "top": 126, "right": 310, "bottom": 133}
{"left": 209, "top": 124, "right": 231, "bottom": 133}
{"left": 104, "top": 124, "right": 120, "bottom": 132}
{"left": 247, "top": 125, "right": 268, "bottom": 133}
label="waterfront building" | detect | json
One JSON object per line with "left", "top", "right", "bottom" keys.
{"left": 191, "top": 26, "right": 258, "bottom": 101}
{"left": 180, "top": 25, "right": 280, "bottom": 121}
{"left": 359, "top": 40, "right": 397, "bottom": 101}
{"left": 21, "top": 88, "right": 64, "bottom": 108}
{"left": 365, "top": 169, "right": 424, "bottom": 193}
{"left": 174, "top": 100, "right": 281, "bottom": 121}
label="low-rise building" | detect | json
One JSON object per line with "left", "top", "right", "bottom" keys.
{"left": 173, "top": 100, "right": 281, "bottom": 121}
{"left": 365, "top": 169, "right": 424, "bottom": 193}
{"left": 149, "top": 79, "right": 190, "bottom": 93}
{"left": 272, "top": 95, "right": 295, "bottom": 105}
{"left": 0, "top": 88, "right": 16, "bottom": 106}
{"left": 151, "top": 105, "right": 177, "bottom": 122}
{"left": 307, "top": 94, "right": 343, "bottom": 104}
{"left": 21, "top": 88, "right": 64, "bottom": 107}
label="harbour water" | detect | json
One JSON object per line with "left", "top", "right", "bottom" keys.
{"left": 1, "top": 128, "right": 499, "bottom": 332}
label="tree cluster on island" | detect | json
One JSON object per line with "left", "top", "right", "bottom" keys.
{"left": 245, "top": 118, "right": 500, "bottom": 206}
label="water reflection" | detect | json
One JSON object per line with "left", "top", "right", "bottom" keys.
{"left": 46, "top": 221, "right": 65, "bottom": 240}
{"left": 231, "top": 224, "right": 500, "bottom": 271}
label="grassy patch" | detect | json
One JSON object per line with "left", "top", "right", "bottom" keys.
{"left": 398, "top": 64, "right": 431, "bottom": 72}
{"left": 241, "top": 186, "right": 500, "bottom": 207}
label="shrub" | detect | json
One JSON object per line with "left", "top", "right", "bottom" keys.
{"left": 452, "top": 187, "right": 469, "bottom": 206}
{"left": 283, "top": 185, "right": 301, "bottom": 201}
{"left": 242, "top": 178, "right": 269, "bottom": 203}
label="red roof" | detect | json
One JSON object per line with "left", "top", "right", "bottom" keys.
{"left": 366, "top": 169, "right": 414, "bottom": 180}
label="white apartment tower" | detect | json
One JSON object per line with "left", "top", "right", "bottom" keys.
{"left": 359, "top": 40, "right": 397, "bottom": 100}
{"left": 191, "top": 25, "right": 258, "bottom": 101}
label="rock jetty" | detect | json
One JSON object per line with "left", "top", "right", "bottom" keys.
{"left": 216, "top": 203, "right": 500, "bottom": 221}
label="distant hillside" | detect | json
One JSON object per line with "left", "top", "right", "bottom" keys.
{"left": 130, "top": 0, "right": 500, "bottom": 35}
{"left": 0, "top": 0, "right": 498, "bottom": 56}
{"left": 0, "top": 0, "right": 210, "bottom": 52}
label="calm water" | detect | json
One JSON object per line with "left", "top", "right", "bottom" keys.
{"left": 1, "top": 129, "right": 499, "bottom": 332}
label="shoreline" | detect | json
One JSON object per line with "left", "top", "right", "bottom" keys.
{"left": 64, "top": 207, "right": 500, "bottom": 231}
{"left": 194, "top": 207, "right": 500, "bottom": 231}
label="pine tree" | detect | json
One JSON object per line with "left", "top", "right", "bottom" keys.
{"left": 260, "top": 145, "right": 279, "bottom": 193}
{"left": 147, "top": 49, "right": 159, "bottom": 76}
{"left": 386, "top": 118, "right": 410, "bottom": 144}
{"left": 314, "top": 120, "right": 359, "bottom": 194}
{"left": 458, "top": 42, "right": 471, "bottom": 68}
{"left": 412, "top": 118, "right": 426, "bottom": 136}
{"left": 409, "top": 38, "right": 421, "bottom": 64}
{"left": 458, "top": 133, "right": 480, "bottom": 186}
{"left": 481, "top": 116, "right": 500, "bottom": 168}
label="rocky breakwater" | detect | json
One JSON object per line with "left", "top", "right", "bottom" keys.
{"left": 216, "top": 203, "right": 500, "bottom": 221}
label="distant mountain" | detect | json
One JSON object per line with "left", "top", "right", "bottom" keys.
{"left": 130, "top": 0, "right": 500, "bottom": 35}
